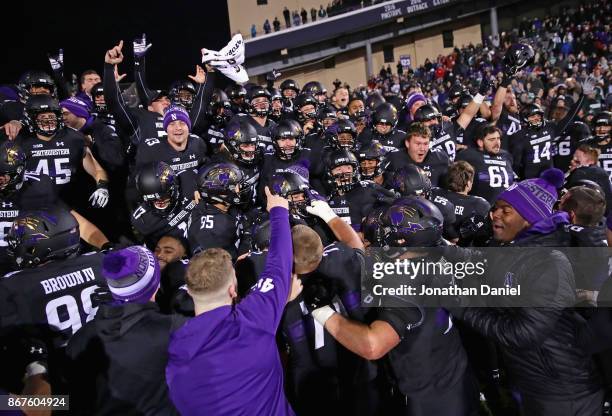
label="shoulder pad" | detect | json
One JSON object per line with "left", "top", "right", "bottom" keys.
{"left": 473, "top": 195, "right": 489, "bottom": 204}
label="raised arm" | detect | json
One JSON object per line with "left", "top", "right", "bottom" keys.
{"left": 456, "top": 78, "right": 490, "bottom": 130}
{"left": 103, "top": 41, "right": 139, "bottom": 139}
{"left": 132, "top": 33, "right": 156, "bottom": 106}
{"left": 306, "top": 199, "right": 364, "bottom": 250}
{"left": 189, "top": 65, "right": 216, "bottom": 135}
{"left": 48, "top": 48, "right": 71, "bottom": 100}
{"left": 553, "top": 77, "right": 591, "bottom": 137}
{"left": 491, "top": 75, "right": 512, "bottom": 123}
{"left": 239, "top": 187, "right": 293, "bottom": 333}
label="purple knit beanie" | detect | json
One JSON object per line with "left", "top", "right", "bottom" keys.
{"left": 497, "top": 168, "right": 565, "bottom": 225}
{"left": 60, "top": 97, "right": 90, "bottom": 119}
{"left": 102, "top": 246, "right": 161, "bottom": 304}
{"left": 163, "top": 105, "right": 192, "bottom": 131}
{"left": 405, "top": 93, "right": 426, "bottom": 112}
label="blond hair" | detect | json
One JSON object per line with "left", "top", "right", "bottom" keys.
{"left": 186, "top": 248, "right": 234, "bottom": 295}
{"left": 292, "top": 225, "right": 323, "bottom": 274}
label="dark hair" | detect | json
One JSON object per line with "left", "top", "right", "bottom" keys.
{"left": 447, "top": 161, "right": 475, "bottom": 192}
{"left": 156, "top": 234, "right": 190, "bottom": 255}
{"left": 80, "top": 69, "right": 99, "bottom": 86}
{"left": 406, "top": 122, "right": 431, "bottom": 140}
{"left": 563, "top": 186, "right": 606, "bottom": 226}
{"left": 475, "top": 124, "right": 501, "bottom": 142}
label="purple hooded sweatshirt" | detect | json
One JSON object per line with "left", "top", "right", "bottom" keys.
{"left": 166, "top": 206, "right": 295, "bottom": 416}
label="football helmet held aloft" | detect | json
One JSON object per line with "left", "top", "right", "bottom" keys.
{"left": 503, "top": 43, "right": 535, "bottom": 76}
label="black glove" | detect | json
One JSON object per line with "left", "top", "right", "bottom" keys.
{"left": 20, "top": 338, "right": 49, "bottom": 379}
{"left": 90, "top": 286, "right": 114, "bottom": 306}
{"left": 265, "top": 69, "right": 281, "bottom": 82}
{"left": 459, "top": 215, "right": 487, "bottom": 240}
{"left": 22, "top": 338, "right": 48, "bottom": 366}
{"left": 302, "top": 276, "right": 336, "bottom": 313}
{"left": 478, "top": 77, "right": 491, "bottom": 96}
{"left": 499, "top": 74, "right": 512, "bottom": 88}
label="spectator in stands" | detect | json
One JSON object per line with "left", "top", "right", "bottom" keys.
{"left": 263, "top": 19, "right": 271, "bottom": 34}
{"left": 318, "top": 5, "right": 327, "bottom": 19}
{"left": 250, "top": 24, "right": 256, "bottom": 39}
{"left": 283, "top": 6, "right": 291, "bottom": 28}
{"left": 293, "top": 11, "right": 301, "bottom": 27}
{"left": 300, "top": 8, "right": 308, "bottom": 24}
{"left": 273, "top": 17, "right": 281, "bottom": 32}
{"left": 311, "top": 7, "right": 317, "bottom": 22}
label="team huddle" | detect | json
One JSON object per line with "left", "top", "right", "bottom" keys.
{"left": 0, "top": 19, "right": 611, "bottom": 416}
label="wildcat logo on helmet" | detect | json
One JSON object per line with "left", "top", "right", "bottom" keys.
{"left": 400, "top": 222, "right": 425, "bottom": 233}
{"left": 158, "top": 165, "right": 174, "bottom": 185}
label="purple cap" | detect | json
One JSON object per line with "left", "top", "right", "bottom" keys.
{"left": 60, "top": 97, "right": 90, "bottom": 120}
{"left": 497, "top": 168, "right": 564, "bottom": 225}
{"left": 163, "top": 106, "right": 192, "bottom": 131}
{"left": 102, "top": 246, "right": 161, "bottom": 304}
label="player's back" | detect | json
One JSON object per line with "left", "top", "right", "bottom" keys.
{"left": 0, "top": 251, "right": 106, "bottom": 348}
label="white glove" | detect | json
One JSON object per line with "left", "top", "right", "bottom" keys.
{"left": 133, "top": 33, "right": 152, "bottom": 58}
{"left": 89, "top": 187, "right": 109, "bottom": 208}
{"left": 306, "top": 200, "right": 337, "bottom": 223}
{"left": 311, "top": 305, "right": 336, "bottom": 326}
{"left": 581, "top": 76, "right": 596, "bottom": 96}
{"left": 48, "top": 48, "right": 64, "bottom": 72}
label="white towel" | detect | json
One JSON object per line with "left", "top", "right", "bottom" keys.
{"left": 201, "top": 34, "right": 248, "bottom": 84}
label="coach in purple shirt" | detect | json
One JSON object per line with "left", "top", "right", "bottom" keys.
{"left": 166, "top": 187, "right": 296, "bottom": 416}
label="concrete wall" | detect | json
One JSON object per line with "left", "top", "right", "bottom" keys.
{"left": 227, "top": 0, "right": 329, "bottom": 37}
{"left": 261, "top": 19, "right": 482, "bottom": 89}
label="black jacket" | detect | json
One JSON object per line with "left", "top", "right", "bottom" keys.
{"left": 458, "top": 224, "right": 602, "bottom": 400}
{"left": 66, "top": 302, "right": 186, "bottom": 415}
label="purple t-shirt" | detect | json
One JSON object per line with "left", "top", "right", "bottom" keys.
{"left": 166, "top": 207, "right": 295, "bottom": 416}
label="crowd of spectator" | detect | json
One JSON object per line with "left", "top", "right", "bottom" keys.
{"left": 358, "top": 1, "right": 610, "bottom": 122}
{"left": 249, "top": 0, "right": 391, "bottom": 38}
